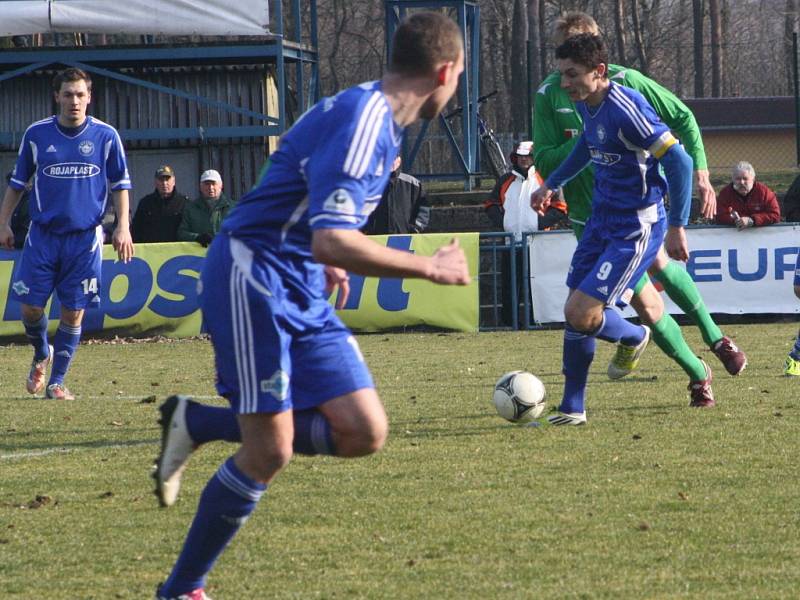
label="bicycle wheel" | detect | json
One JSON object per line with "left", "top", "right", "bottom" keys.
{"left": 482, "top": 133, "right": 508, "bottom": 179}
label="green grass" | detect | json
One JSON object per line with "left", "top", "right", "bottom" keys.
{"left": 1, "top": 323, "right": 799, "bottom": 599}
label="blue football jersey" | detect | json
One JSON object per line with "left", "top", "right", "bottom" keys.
{"left": 9, "top": 116, "right": 131, "bottom": 234}
{"left": 577, "top": 81, "right": 676, "bottom": 211}
{"left": 222, "top": 80, "right": 402, "bottom": 298}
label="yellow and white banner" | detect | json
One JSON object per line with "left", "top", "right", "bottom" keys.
{"left": 529, "top": 224, "right": 800, "bottom": 324}
{"left": 0, "top": 233, "right": 480, "bottom": 339}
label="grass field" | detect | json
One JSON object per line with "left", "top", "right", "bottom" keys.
{"left": 1, "top": 322, "right": 798, "bottom": 599}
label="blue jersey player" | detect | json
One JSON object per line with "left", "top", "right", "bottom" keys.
{"left": 153, "top": 13, "right": 468, "bottom": 600}
{"left": 531, "top": 34, "right": 709, "bottom": 426}
{"left": 0, "top": 68, "right": 133, "bottom": 400}
{"left": 785, "top": 253, "right": 800, "bottom": 376}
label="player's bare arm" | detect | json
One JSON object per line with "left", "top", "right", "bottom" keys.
{"left": 0, "top": 186, "right": 24, "bottom": 249}
{"left": 111, "top": 189, "right": 134, "bottom": 262}
{"left": 695, "top": 169, "right": 716, "bottom": 219}
{"left": 312, "top": 228, "right": 470, "bottom": 285}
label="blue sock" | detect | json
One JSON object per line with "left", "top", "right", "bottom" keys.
{"left": 185, "top": 405, "right": 337, "bottom": 456}
{"left": 594, "top": 308, "right": 645, "bottom": 346}
{"left": 791, "top": 332, "right": 800, "bottom": 361}
{"left": 186, "top": 402, "right": 241, "bottom": 444}
{"left": 560, "top": 326, "right": 596, "bottom": 414}
{"left": 49, "top": 323, "right": 81, "bottom": 385}
{"left": 23, "top": 314, "right": 49, "bottom": 361}
{"left": 293, "top": 409, "right": 337, "bottom": 455}
{"left": 161, "top": 457, "right": 266, "bottom": 596}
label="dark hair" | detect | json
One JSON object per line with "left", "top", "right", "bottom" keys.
{"left": 555, "top": 34, "right": 608, "bottom": 74}
{"left": 389, "top": 11, "right": 463, "bottom": 76}
{"left": 52, "top": 67, "right": 92, "bottom": 93}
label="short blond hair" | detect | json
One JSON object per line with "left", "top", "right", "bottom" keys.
{"left": 552, "top": 12, "right": 601, "bottom": 46}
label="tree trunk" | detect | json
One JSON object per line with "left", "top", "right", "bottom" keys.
{"left": 709, "top": 0, "right": 722, "bottom": 96}
{"left": 511, "top": 0, "right": 529, "bottom": 135}
{"left": 692, "top": 0, "right": 705, "bottom": 97}
{"left": 527, "top": 0, "right": 542, "bottom": 88}
{"left": 676, "top": 0, "right": 686, "bottom": 97}
{"left": 630, "top": 0, "right": 649, "bottom": 74}
{"left": 785, "top": 0, "right": 798, "bottom": 95}
{"left": 614, "top": 0, "right": 628, "bottom": 64}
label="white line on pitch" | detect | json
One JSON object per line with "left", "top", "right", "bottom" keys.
{"left": 1, "top": 439, "right": 158, "bottom": 461}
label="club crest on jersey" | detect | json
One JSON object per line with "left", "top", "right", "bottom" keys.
{"left": 43, "top": 162, "right": 101, "bottom": 179}
{"left": 260, "top": 370, "right": 290, "bottom": 400}
{"left": 596, "top": 124, "right": 607, "bottom": 142}
{"left": 323, "top": 188, "right": 356, "bottom": 216}
{"left": 78, "top": 140, "right": 94, "bottom": 156}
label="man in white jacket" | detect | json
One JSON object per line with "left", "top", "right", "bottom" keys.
{"left": 484, "top": 141, "right": 568, "bottom": 238}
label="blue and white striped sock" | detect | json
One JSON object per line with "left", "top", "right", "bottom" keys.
{"left": 161, "top": 457, "right": 266, "bottom": 596}
{"left": 49, "top": 322, "right": 81, "bottom": 385}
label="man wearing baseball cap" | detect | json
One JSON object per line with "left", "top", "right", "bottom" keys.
{"left": 131, "top": 165, "right": 189, "bottom": 243}
{"left": 177, "top": 169, "right": 236, "bottom": 247}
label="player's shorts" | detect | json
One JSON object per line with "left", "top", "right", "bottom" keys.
{"left": 794, "top": 248, "right": 800, "bottom": 287}
{"left": 567, "top": 202, "right": 666, "bottom": 308}
{"left": 11, "top": 223, "right": 103, "bottom": 310}
{"left": 200, "top": 235, "right": 374, "bottom": 414}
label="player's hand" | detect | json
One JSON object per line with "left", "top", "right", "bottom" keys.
{"left": 324, "top": 265, "right": 350, "bottom": 309}
{"left": 695, "top": 170, "right": 716, "bottom": 219}
{"left": 0, "top": 223, "right": 14, "bottom": 249}
{"left": 429, "top": 238, "right": 470, "bottom": 285}
{"left": 112, "top": 226, "right": 134, "bottom": 263}
{"left": 665, "top": 225, "right": 689, "bottom": 262}
{"left": 735, "top": 216, "right": 753, "bottom": 230}
{"left": 531, "top": 186, "right": 553, "bottom": 214}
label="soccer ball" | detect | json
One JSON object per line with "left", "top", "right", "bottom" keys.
{"left": 492, "top": 371, "right": 546, "bottom": 423}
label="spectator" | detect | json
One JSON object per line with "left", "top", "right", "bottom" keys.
{"left": 715, "top": 161, "right": 781, "bottom": 230}
{"left": 131, "top": 165, "right": 189, "bottom": 242}
{"left": 5, "top": 171, "right": 30, "bottom": 249}
{"left": 484, "top": 141, "right": 568, "bottom": 238}
{"left": 781, "top": 172, "right": 800, "bottom": 222}
{"left": 362, "top": 156, "right": 430, "bottom": 234}
{"left": 178, "top": 169, "right": 236, "bottom": 247}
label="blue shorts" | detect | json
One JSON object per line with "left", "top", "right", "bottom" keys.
{"left": 11, "top": 223, "right": 103, "bottom": 310}
{"left": 567, "top": 203, "right": 666, "bottom": 307}
{"left": 199, "top": 236, "right": 374, "bottom": 414}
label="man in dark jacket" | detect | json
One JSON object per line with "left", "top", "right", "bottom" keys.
{"left": 178, "top": 169, "right": 236, "bottom": 247}
{"left": 362, "top": 156, "right": 430, "bottom": 234}
{"left": 131, "top": 165, "right": 189, "bottom": 243}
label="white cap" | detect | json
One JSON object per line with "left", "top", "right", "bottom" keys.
{"left": 200, "top": 169, "right": 222, "bottom": 184}
{"left": 513, "top": 141, "right": 533, "bottom": 156}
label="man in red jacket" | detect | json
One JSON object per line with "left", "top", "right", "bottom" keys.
{"left": 715, "top": 161, "right": 781, "bottom": 229}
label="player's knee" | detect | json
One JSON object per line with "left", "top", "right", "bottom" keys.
{"left": 238, "top": 440, "right": 293, "bottom": 483}
{"left": 339, "top": 414, "right": 388, "bottom": 457}
{"left": 564, "top": 305, "right": 599, "bottom": 333}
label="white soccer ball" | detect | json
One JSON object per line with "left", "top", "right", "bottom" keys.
{"left": 492, "top": 371, "right": 546, "bottom": 423}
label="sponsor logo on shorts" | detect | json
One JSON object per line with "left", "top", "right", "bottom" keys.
{"left": 260, "top": 369, "right": 290, "bottom": 401}
{"left": 43, "top": 162, "right": 101, "bottom": 179}
{"left": 78, "top": 140, "right": 94, "bottom": 156}
{"left": 621, "top": 288, "right": 634, "bottom": 304}
{"left": 596, "top": 285, "right": 609, "bottom": 295}
{"left": 12, "top": 280, "right": 30, "bottom": 295}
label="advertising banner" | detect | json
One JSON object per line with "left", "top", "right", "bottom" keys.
{"left": 0, "top": 233, "right": 480, "bottom": 339}
{"left": 1, "top": 0, "right": 269, "bottom": 37}
{"left": 529, "top": 224, "right": 800, "bottom": 324}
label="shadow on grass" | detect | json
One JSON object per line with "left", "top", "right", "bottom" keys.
{"left": 0, "top": 437, "right": 157, "bottom": 456}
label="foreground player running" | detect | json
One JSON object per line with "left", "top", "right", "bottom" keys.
{"left": 533, "top": 12, "right": 745, "bottom": 388}
{"left": 154, "top": 12, "right": 469, "bottom": 600}
{"left": 0, "top": 68, "right": 133, "bottom": 400}
{"left": 531, "top": 34, "right": 697, "bottom": 425}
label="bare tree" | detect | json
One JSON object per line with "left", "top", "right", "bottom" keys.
{"left": 613, "top": 0, "right": 629, "bottom": 64}
{"left": 511, "top": 0, "right": 529, "bottom": 133}
{"left": 708, "top": 0, "right": 722, "bottom": 96}
{"left": 630, "top": 0, "right": 650, "bottom": 74}
{"left": 692, "top": 0, "right": 705, "bottom": 97}
{"left": 785, "top": 0, "right": 799, "bottom": 94}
